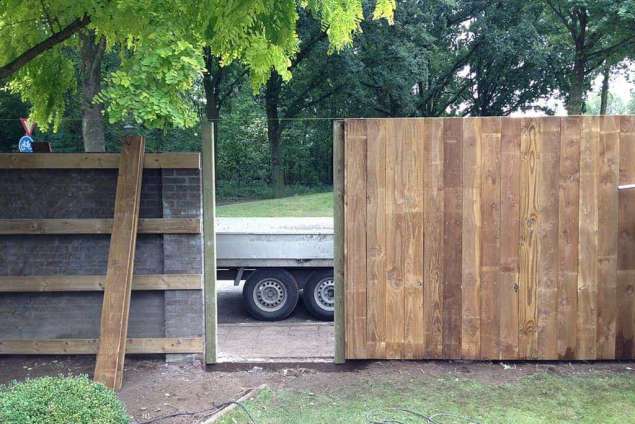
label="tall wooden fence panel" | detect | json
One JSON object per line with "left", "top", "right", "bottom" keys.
{"left": 343, "top": 116, "right": 635, "bottom": 360}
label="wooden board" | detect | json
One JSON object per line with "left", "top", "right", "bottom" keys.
{"left": 0, "top": 274, "right": 201, "bottom": 292}
{"left": 0, "top": 153, "right": 199, "bottom": 169}
{"left": 202, "top": 121, "right": 218, "bottom": 365}
{"left": 94, "top": 136, "right": 145, "bottom": 390}
{"left": 0, "top": 338, "right": 203, "bottom": 355}
{"left": 343, "top": 116, "right": 629, "bottom": 361}
{"left": 333, "top": 120, "right": 346, "bottom": 364}
{"left": 0, "top": 218, "right": 200, "bottom": 235}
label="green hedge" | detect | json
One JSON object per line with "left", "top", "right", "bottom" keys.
{"left": 0, "top": 375, "right": 130, "bottom": 424}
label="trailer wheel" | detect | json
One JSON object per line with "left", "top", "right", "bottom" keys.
{"left": 303, "top": 270, "right": 335, "bottom": 321}
{"left": 243, "top": 269, "right": 299, "bottom": 321}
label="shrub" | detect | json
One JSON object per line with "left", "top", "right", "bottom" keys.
{"left": 0, "top": 375, "right": 130, "bottom": 424}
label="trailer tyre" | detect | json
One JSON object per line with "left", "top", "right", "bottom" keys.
{"left": 303, "top": 270, "right": 335, "bottom": 321}
{"left": 243, "top": 269, "right": 299, "bottom": 321}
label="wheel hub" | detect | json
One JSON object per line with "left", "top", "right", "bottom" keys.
{"left": 253, "top": 279, "right": 287, "bottom": 312}
{"left": 314, "top": 278, "right": 335, "bottom": 311}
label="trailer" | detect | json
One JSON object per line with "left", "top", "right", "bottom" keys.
{"left": 216, "top": 217, "right": 334, "bottom": 321}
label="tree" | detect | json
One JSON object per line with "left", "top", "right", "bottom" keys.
{"left": 1, "top": 0, "right": 395, "bottom": 150}
{"left": 542, "top": 0, "right": 635, "bottom": 114}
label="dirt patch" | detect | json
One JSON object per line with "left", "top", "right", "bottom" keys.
{"left": 1, "top": 356, "right": 634, "bottom": 423}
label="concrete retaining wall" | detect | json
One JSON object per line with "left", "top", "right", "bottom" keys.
{"left": 0, "top": 168, "right": 204, "bottom": 347}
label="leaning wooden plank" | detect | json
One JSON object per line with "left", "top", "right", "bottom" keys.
{"left": 0, "top": 153, "right": 199, "bottom": 169}
{"left": 576, "top": 116, "right": 600, "bottom": 360}
{"left": 202, "top": 121, "right": 218, "bottom": 365}
{"left": 595, "top": 116, "right": 620, "bottom": 359}
{"left": 479, "top": 117, "right": 502, "bottom": 360}
{"left": 0, "top": 218, "right": 200, "bottom": 235}
{"left": 423, "top": 118, "right": 444, "bottom": 359}
{"left": 499, "top": 117, "right": 521, "bottom": 360}
{"left": 442, "top": 118, "right": 463, "bottom": 359}
{"left": 616, "top": 116, "right": 635, "bottom": 359}
{"left": 94, "top": 136, "right": 145, "bottom": 390}
{"left": 365, "top": 119, "right": 387, "bottom": 359}
{"left": 344, "top": 119, "right": 368, "bottom": 359}
{"left": 461, "top": 118, "right": 481, "bottom": 359}
{"left": 557, "top": 117, "right": 581, "bottom": 359}
{"left": 535, "top": 117, "right": 560, "bottom": 360}
{"left": 0, "top": 338, "right": 203, "bottom": 355}
{"left": 0, "top": 274, "right": 201, "bottom": 292}
{"left": 402, "top": 119, "right": 425, "bottom": 359}
{"left": 333, "top": 120, "right": 346, "bottom": 364}
{"left": 518, "top": 118, "right": 540, "bottom": 359}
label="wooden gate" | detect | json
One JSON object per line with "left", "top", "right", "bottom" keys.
{"left": 340, "top": 116, "right": 635, "bottom": 360}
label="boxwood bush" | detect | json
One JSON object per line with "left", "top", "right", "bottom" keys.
{"left": 0, "top": 375, "right": 130, "bottom": 424}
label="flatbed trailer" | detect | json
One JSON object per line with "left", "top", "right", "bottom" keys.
{"left": 215, "top": 218, "right": 334, "bottom": 321}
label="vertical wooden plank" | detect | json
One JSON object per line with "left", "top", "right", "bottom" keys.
{"left": 344, "top": 119, "right": 368, "bottom": 359}
{"left": 423, "top": 118, "right": 444, "bottom": 358}
{"left": 557, "top": 117, "right": 581, "bottom": 359}
{"left": 461, "top": 118, "right": 481, "bottom": 359}
{"left": 519, "top": 118, "right": 540, "bottom": 359}
{"left": 333, "top": 120, "right": 346, "bottom": 364}
{"left": 499, "top": 118, "right": 521, "bottom": 360}
{"left": 365, "top": 119, "right": 387, "bottom": 359}
{"left": 596, "top": 116, "right": 619, "bottom": 359}
{"left": 577, "top": 116, "right": 600, "bottom": 360}
{"left": 402, "top": 119, "right": 425, "bottom": 359}
{"left": 384, "top": 119, "right": 405, "bottom": 358}
{"left": 479, "top": 117, "right": 501, "bottom": 359}
{"left": 94, "top": 136, "right": 145, "bottom": 390}
{"left": 617, "top": 116, "right": 635, "bottom": 359}
{"left": 202, "top": 122, "right": 218, "bottom": 365}
{"left": 442, "top": 118, "right": 463, "bottom": 359}
{"left": 536, "top": 117, "right": 560, "bottom": 360}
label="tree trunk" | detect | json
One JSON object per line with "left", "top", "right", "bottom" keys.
{"left": 566, "top": 54, "right": 586, "bottom": 115}
{"left": 202, "top": 48, "right": 222, "bottom": 158}
{"left": 600, "top": 63, "right": 610, "bottom": 115}
{"left": 79, "top": 30, "right": 106, "bottom": 152}
{"left": 265, "top": 72, "right": 284, "bottom": 198}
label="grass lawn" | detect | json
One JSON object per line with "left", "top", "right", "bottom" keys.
{"left": 218, "top": 372, "right": 635, "bottom": 423}
{"left": 216, "top": 192, "right": 333, "bottom": 217}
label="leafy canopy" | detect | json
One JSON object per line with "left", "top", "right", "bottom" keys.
{"left": 0, "top": 0, "right": 395, "bottom": 130}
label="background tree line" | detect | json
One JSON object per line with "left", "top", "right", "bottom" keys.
{"left": 1, "top": 0, "right": 634, "bottom": 200}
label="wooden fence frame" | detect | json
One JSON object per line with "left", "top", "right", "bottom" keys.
{"left": 0, "top": 149, "right": 205, "bottom": 356}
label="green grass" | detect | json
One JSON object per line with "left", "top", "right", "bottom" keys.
{"left": 218, "top": 372, "right": 635, "bottom": 424}
{"left": 216, "top": 192, "right": 333, "bottom": 217}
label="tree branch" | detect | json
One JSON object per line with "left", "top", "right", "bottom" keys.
{"left": 0, "top": 14, "right": 90, "bottom": 80}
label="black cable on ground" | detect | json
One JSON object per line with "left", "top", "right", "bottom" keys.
{"left": 366, "top": 408, "right": 480, "bottom": 424}
{"left": 137, "top": 400, "right": 257, "bottom": 424}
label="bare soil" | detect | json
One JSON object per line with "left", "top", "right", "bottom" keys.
{"left": 1, "top": 355, "right": 634, "bottom": 424}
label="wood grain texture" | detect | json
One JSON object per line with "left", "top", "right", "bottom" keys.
{"left": 461, "top": 118, "right": 481, "bottom": 359}
{"left": 519, "top": 118, "right": 540, "bottom": 359}
{"left": 479, "top": 117, "right": 502, "bottom": 359}
{"left": 616, "top": 116, "right": 635, "bottom": 358}
{"left": 0, "top": 338, "right": 203, "bottom": 355}
{"left": 596, "top": 116, "right": 619, "bottom": 359}
{"left": 577, "top": 117, "right": 600, "bottom": 360}
{"left": 0, "top": 218, "right": 200, "bottom": 235}
{"left": 94, "top": 136, "right": 145, "bottom": 390}
{"left": 0, "top": 153, "right": 200, "bottom": 169}
{"left": 0, "top": 274, "right": 201, "bottom": 292}
{"left": 333, "top": 120, "right": 346, "bottom": 364}
{"left": 536, "top": 118, "right": 560, "bottom": 359}
{"left": 402, "top": 119, "right": 425, "bottom": 359}
{"left": 557, "top": 117, "right": 581, "bottom": 359}
{"left": 499, "top": 118, "right": 521, "bottom": 359}
{"left": 344, "top": 119, "right": 368, "bottom": 359}
{"left": 342, "top": 116, "right": 628, "bottom": 361}
{"left": 423, "top": 118, "right": 445, "bottom": 358}
{"left": 365, "top": 119, "right": 387, "bottom": 358}
{"left": 442, "top": 118, "right": 463, "bottom": 359}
